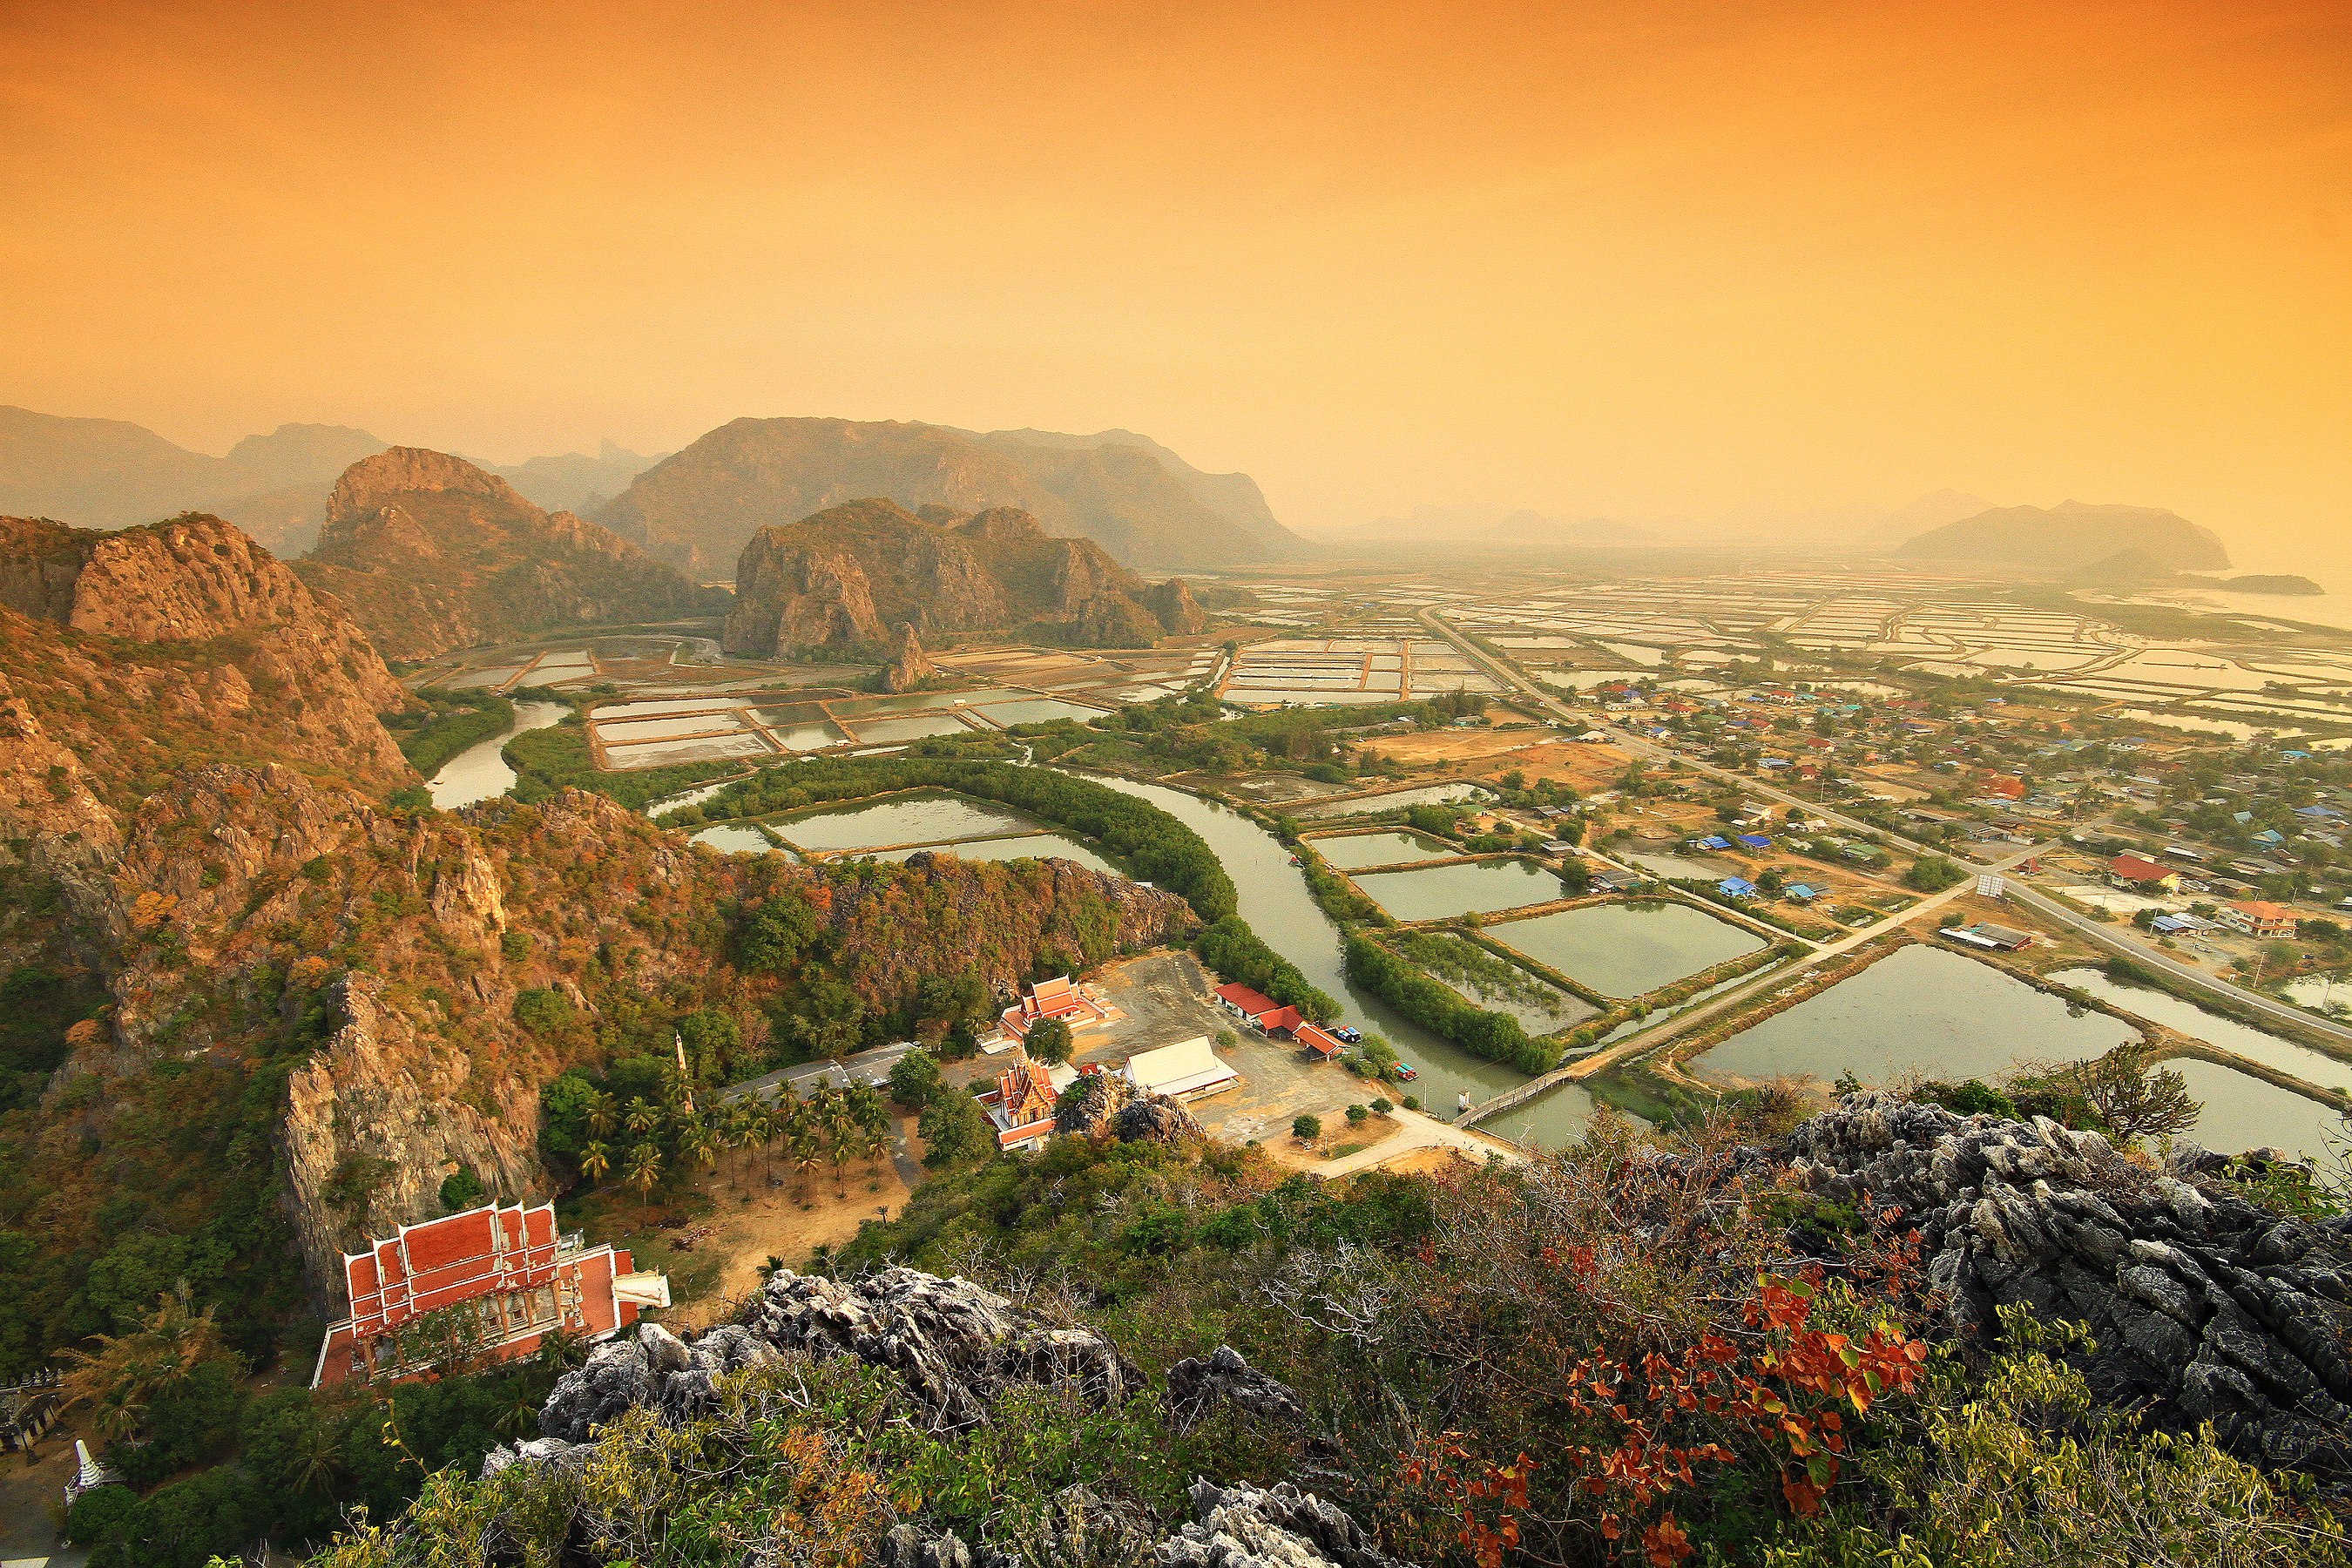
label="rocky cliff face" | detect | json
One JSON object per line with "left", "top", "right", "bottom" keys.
{"left": 1145, "top": 578, "right": 1207, "bottom": 636}
{"left": 294, "top": 447, "right": 713, "bottom": 660}
{"left": 0, "top": 512, "right": 410, "bottom": 823}
{"left": 720, "top": 498, "right": 1199, "bottom": 656}
{"left": 602, "top": 416, "right": 1293, "bottom": 573}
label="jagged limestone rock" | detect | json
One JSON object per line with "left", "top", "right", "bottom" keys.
{"left": 1055, "top": 1072, "right": 1206, "bottom": 1145}
{"left": 1784, "top": 1092, "right": 2352, "bottom": 1477}
{"left": 537, "top": 1267, "right": 1142, "bottom": 1443}
{"left": 1166, "top": 1346, "right": 1308, "bottom": 1429}
{"left": 883, "top": 622, "right": 940, "bottom": 691}
{"left": 1158, "top": 1480, "right": 1416, "bottom": 1568}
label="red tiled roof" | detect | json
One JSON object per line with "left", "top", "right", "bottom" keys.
{"left": 2109, "top": 854, "right": 2173, "bottom": 882}
{"left": 1295, "top": 1024, "right": 1344, "bottom": 1058}
{"left": 1213, "top": 982, "right": 1280, "bottom": 1017}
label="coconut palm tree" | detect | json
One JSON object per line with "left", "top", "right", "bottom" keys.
{"left": 679, "top": 1119, "right": 719, "bottom": 1181}
{"left": 623, "top": 1141, "right": 664, "bottom": 1225}
{"left": 622, "top": 1097, "right": 661, "bottom": 1140}
{"left": 57, "top": 1281, "right": 231, "bottom": 1443}
{"left": 578, "top": 1140, "right": 612, "bottom": 1186}
{"left": 585, "top": 1090, "right": 620, "bottom": 1141}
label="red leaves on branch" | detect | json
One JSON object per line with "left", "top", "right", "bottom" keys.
{"left": 1407, "top": 1270, "right": 1928, "bottom": 1564}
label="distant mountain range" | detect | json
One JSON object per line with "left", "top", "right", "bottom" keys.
{"left": 1, "top": 406, "right": 1290, "bottom": 575}
{"left": 1896, "top": 500, "right": 2230, "bottom": 573}
{"left": 602, "top": 417, "right": 1299, "bottom": 576}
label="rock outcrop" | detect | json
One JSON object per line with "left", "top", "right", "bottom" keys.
{"left": 1784, "top": 1094, "right": 2352, "bottom": 1477}
{"left": 1166, "top": 1346, "right": 1309, "bottom": 1429}
{"left": 721, "top": 497, "right": 1200, "bottom": 657}
{"left": 294, "top": 447, "right": 713, "bottom": 660}
{"left": 537, "top": 1268, "right": 1142, "bottom": 1442}
{"left": 1159, "top": 1481, "right": 1416, "bottom": 1568}
{"left": 1145, "top": 578, "right": 1208, "bottom": 636}
{"left": 883, "top": 623, "right": 940, "bottom": 692}
{"left": 1053, "top": 1071, "right": 1207, "bottom": 1145}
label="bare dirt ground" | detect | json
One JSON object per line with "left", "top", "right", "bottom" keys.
{"left": 0, "top": 1435, "right": 79, "bottom": 1563}
{"left": 1357, "top": 733, "right": 1636, "bottom": 794}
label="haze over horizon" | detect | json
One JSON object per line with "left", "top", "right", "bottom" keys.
{"left": 3, "top": 1, "right": 2346, "bottom": 559}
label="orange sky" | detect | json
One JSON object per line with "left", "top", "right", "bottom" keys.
{"left": 2, "top": 1, "right": 2346, "bottom": 552}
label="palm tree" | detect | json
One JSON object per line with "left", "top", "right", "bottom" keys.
{"left": 680, "top": 1119, "right": 719, "bottom": 1181}
{"left": 57, "top": 1281, "right": 231, "bottom": 1442}
{"left": 578, "top": 1140, "right": 612, "bottom": 1186}
{"left": 623, "top": 1097, "right": 660, "bottom": 1140}
{"left": 623, "top": 1141, "right": 664, "bottom": 1225}
{"left": 585, "top": 1090, "right": 620, "bottom": 1141}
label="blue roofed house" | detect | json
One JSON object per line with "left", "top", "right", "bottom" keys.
{"left": 1783, "top": 882, "right": 1821, "bottom": 902}
{"left": 1718, "top": 876, "right": 1760, "bottom": 900}
{"left": 1736, "top": 834, "right": 1772, "bottom": 851}
{"left": 2252, "top": 828, "right": 2287, "bottom": 848}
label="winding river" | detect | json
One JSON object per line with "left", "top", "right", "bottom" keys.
{"left": 425, "top": 700, "right": 569, "bottom": 809}
{"left": 1076, "top": 774, "right": 1599, "bottom": 1147}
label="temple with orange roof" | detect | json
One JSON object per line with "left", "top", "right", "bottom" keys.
{"left": 310, "top": 1200, "right": 668, "bottom": 1389}
{"left": 992, "top": 974, "right": 1117, "bottom": 1048}
{"left": 977, "top": 1051, "right": 1080, "bottom": 1150}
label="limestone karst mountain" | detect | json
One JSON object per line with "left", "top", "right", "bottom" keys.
{"left": 602, "top": 416, "right": 1295, "bottom": 575}
{"left": 293, "top": 447, "right": 716, "bottom": 660}
{"left": 720, "top": 497, "right": 1203, "bottom": 657}
{"left": 1897, "top": 499, "right": 2231, "bottom": 572}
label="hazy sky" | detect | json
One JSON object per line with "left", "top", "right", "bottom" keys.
{"left": 3, "top": 1, "right": 2346, "bottom": 554}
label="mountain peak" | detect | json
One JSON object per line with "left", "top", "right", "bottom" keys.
{"left": 327, "top": 446, "right": 529, "bottom": 526}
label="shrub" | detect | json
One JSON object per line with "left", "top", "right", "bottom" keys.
{"left": 512, "top": 988, "right": 573, "bottom": 1035}
{"left": 437, "top": 1166, "right": 486, "bottom": 1212}
{"left": 1371, "top": 1098, "right": 1394, "bottom": 1114}
{"left": 1292, "top": 1114, "right": 1321, "bottom": 1141}
{"left": 1345, "top": 1104, "right": 1369, "bottom": 1125}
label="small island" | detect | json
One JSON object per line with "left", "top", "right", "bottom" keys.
{"left": 2178, "top": 572, "right": 2326, "bottom": 596}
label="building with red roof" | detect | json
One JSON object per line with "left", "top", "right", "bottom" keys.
{"left": 995, "top": 975, "right": 1112, "bottom": 1046}
{"left": 1294, "top": 1022, "right": 1346, "bottom": 1060}
{"left": 2108, "top": 854, "right": 2181, "bottom": 893}
{"left": 1212, "top": 982, "right": 1301, "bottom": 1037}
{"left": 2220, "top": 900, "right": 2298, "bottom": 939}
{"left": 311, "top": 1200, "right": 666, "bottom": 1389}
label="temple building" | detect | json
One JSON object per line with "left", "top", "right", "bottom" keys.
{"left": 311, "top": 1200, "right": 667, "bottom": 1389}
{"left": 978, "top": 1051, "right": 1080, "bottom": 1151}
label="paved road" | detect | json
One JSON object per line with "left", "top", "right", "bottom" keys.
{"left": 2007, "top": 885, "right": 2352, "bottom": 1046}
{"left": 1313, "top": 1106, "right": 1527, "bottom": 1178}
{"left": 1418, "top": 608, "right": 2352, "bottom": 1062}
{"left": 724, "top": 1042, "right": 919, "bottom": 1104}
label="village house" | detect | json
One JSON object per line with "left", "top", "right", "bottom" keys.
{"left": 2219, "top": 900, "right": 2299, "bottom": 939}
{"left": 313, "top": 1201, "right": 666, "bottom": 1389}
{"left": 2108, "top": 853, "right": 2183, "bottom": 894}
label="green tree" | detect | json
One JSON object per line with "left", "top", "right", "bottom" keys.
{"left": 1292, "top": 1114, "right": 1322, "bottom": 1141}
{"left": 919, "top": 1088, "right": 997, "bottom": 1171}
{"left": 1024, "top": 1016, "right": 1075, "bottom": 1066}
{"left": 888, "top": 1048, "right": 943, "bottom": 1110}
{"left": 622, "top": 1142, "right": 664, "bottom": 1223}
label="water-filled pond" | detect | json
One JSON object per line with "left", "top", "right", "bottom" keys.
{"left": 1296, "top": 781, "right": 1490, "bottom": 818}
{"left": 2046, "top": 969, "right": 2352, "bottom": 1094}
{"left": 771, "top": 793, "right": 1036, "bottom": 851}
{"left": 605, "top": 733, "right": 774, "bottom": 767}
{"left": 830, "top": 690, "right": 1004, "bottom": 716}
{"left": 598, "top": 712, "right": 747, "bottom": 742}
{"left": 1353, "top": 859, "right": 1565, "bottom": 922}
{"left": 1693, "top": 944, "right": 2137, "bottom": 1087}
{"left": 1313, "top": 830, "right": 1457, "bottom": 869}
{"left": 1071, "top": 773, "right": 1600, "bottom": 1146}
{"left": 844, "top": 713, "right": 975, "bottom": 744}
{"left": 762, "top": 719, "right": 851, "bottom": 751}
{"left": 1491, "top": 902, "right": 1763, "bottom": 998}
{"left": 690, "top": 824, "right": 789, "bottom": 856}
{"left": 425, "top": 700, "right": 569, "bottom": 809}
{"left": 2166, "top": 1059, "right": 2346, "bottom": 1165}
{"left": 976, "top": 699, "right": 1107, "bottom": 726}
{"left": 861, "top": 833, "right": 1116, "bottom": 875}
